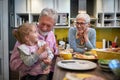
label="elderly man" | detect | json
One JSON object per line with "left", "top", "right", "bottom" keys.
{"left": 68, "top": 13, "right": 96, "bottom": 53}
{"left": 37, "top": 8, "right": 58, "bottom": 80}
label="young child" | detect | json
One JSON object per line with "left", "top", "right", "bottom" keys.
{"left": 10, "top": 23, "right": 54, "bottom": 80}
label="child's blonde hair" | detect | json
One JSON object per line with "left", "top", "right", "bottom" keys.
{"left": 13, "top": 23, "right": 36, "bottom": 44}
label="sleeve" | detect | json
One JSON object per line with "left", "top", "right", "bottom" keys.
{"left": 51, "top": 32, "right": 58, "bottom": 55}
{"left": 18, "top": 48, "right": 40, "bottom": 66}
{"left": 10, "top": 42, "right": 31, "bottom": 72}
{"left": 38, "top": 40, "right": 54, "bottom": 59}
{"left": 85, "top": 29, "right": 96, "bottom": 50}
{"left": 68, "top": 27, "right": 85, "bottom": 53}
{"left": 46, "top": 47, "right": 54, "bottom": 60}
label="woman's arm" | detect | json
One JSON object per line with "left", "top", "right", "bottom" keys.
{"left": 68, "top": 27, "right": 85, "bottom": 53}
{"left": 85, "top": 28, "right": 96, "bottom": 49}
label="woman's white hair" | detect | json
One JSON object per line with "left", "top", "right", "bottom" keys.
{"left": 76, "top": 13, "right": 90, "bottom": 23}
{"left": 39, "top": 8, "right": 58, "bottom": 23}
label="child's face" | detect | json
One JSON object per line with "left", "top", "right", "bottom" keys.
{"left": 27, "top": 26, "right": 39, "bottom": 43}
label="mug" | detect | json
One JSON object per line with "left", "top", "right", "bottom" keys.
{"left": 60, "top": 51, "right": 72, "bottom": 60}
{"left": 91, "top": 49, "right": 97, "bottom": 56}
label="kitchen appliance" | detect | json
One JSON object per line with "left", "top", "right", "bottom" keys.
{"left": 56, "top": 13, "right": 69, "bottom": 26}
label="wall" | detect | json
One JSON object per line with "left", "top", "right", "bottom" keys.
{"left": 55, "top": 28, "right": 69, "bottom": 41}
{"left": 54, "top": 28, "right": 120, "bottom": 46}
{"left": 96, "top": 28, "right": 120, "bottom": 46}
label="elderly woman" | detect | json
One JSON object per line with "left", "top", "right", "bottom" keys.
{"left": 68, "top": 13, "right": 96, "bottom": 53}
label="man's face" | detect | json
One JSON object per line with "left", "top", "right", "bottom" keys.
{"left": 38, "top": 16, "right": 55, "bottom": 32}
{"left": 76, "top": 18, "right": 88, "bottom": 32}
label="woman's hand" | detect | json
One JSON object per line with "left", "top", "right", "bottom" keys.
{"left": 83, "top": 28, "right": 89, "bottom": 42}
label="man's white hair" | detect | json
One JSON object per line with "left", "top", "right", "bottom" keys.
{"left": 39, "top": 8, "right": 58, "bottom": 23}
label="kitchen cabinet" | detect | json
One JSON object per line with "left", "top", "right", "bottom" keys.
{"left": 15, "top": 0, "right": 28, "bottom": 13}
{"left": 96, "top": 0, "right": 120, "bottom": 28}
{"left": 103, "top": 0, "right": 114, "bottom": 12}
{"left": 31, "top": 0, "right": 54, "bottom": 13}
{"left": 15, "top": 0, "right": 29, "bottom": 27}
{"left": 96, "top": 0, "right": 114, "bottom": 13}
{"left": 14, "top": 0, "right": 70, "bottom": 27}
{"left": 70, "top": 0, "right": 96, "bottom": 28}
{"left": 30, "top": 0, "right": 43, "bottom": 13}
{"left": 15, "top": 13, "right": 29, "bottom": 27}
{"left": 55, "top": 0, "right": 70, "bottom": 13}
{"left": 70, "top": 0, "right": 120, "bottom": 28}
{"left": 30, "top": 13, "right": 39, "bottom": 24}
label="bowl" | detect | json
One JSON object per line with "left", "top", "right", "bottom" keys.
{"left": 98, "top": 59, "right": 111, "bottom": 72}
{"left": 60, "top": 51, "right": 72, "bottom": 60}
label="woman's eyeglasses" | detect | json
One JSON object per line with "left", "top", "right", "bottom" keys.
{"left": 76, "top": 22, "right": 87, "bottom": 26}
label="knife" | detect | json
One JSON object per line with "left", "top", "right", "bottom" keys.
{"left": 61, "top": 61, "right": 75, "bottom": 63}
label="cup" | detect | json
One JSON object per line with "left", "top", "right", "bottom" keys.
{"left": 102, "top": 39, "right": 106, "bottom": 49}
{"left": 60, "top": 51, "right": 72, "bottom": 60}
{"left": 91, "top": 49, "right": 97, "bottom": 56}
{"left": 112, "top": 42, "right": 117, "bottom": 48}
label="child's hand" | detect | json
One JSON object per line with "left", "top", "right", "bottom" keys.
{"left": 43, "top": 58, "right": 52, "bottom": 65}
{"left": 36, "top": 44, "right": 46, "bottom": 54}
{"left": 43, "top": 65, "right": 51, "bottom": 74}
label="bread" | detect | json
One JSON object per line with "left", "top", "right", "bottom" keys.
{"left": 83, "top": 76, "right": 105, "bottom": 80}
{"left": 106, "top": 48, "right": 120, "bottom": 52}
{"left": 65, "top": 73, "right": 105, "bottom": 80}
{"left": 73, "top": 54, "right": 96, "bottom": 59}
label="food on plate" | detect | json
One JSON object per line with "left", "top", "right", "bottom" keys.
{"left": 65, "top": 73, "right": 105, "bottom": 80}
{"left": 98, "top": 59, "right": 110, "bottom": 65}
{"left": 73, "top": 53, "right": 96, "bottom": 59}
{"left": 106, "top": 48, "right": 120, "bottom": 52}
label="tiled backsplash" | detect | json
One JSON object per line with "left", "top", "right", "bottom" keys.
{"left": 55, "top": 28, "right": 120, "bottom": 46}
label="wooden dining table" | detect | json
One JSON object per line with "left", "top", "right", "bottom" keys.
{"left": 52, "top": 57, "right": 115, "bottom": 80}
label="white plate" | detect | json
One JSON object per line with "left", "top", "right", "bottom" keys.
{"left": 57, "top": 60, "right": 97, "bottom": 70}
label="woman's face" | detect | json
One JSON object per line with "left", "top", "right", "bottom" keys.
{"left": 76, "top": 18, "right": 88, "bottom": 32}
{"left": 38, "top": 16, "right": 55, "bottom": 33}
